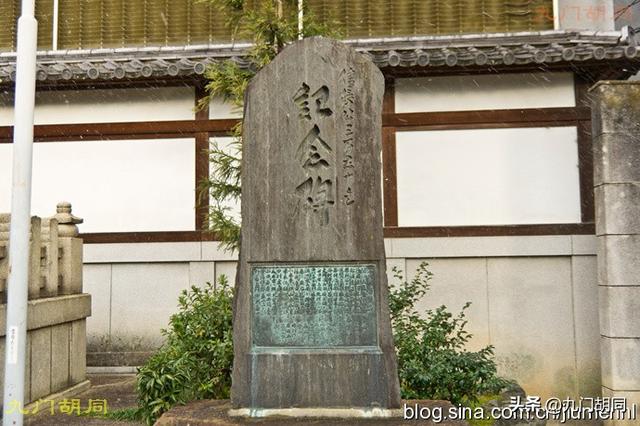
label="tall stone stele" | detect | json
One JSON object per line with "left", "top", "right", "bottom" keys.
{"left": 231, "top": 37, "right": 401, "bottom": 417}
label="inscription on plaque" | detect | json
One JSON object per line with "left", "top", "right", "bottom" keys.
{"left": 251, "top": 264, "right": 377, "bottom": 347}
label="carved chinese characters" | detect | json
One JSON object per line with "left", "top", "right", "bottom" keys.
{"left": 340, "top": 66, "right": 356, "bottom": 205}
{"left": 293, "top": 83, "right": 336, "bottom": 224}
{"left": 233, "top": 37, "right": 400, "bottom": 413}
{"left": 252, "top": 265, "right": 377, "bottom": 347}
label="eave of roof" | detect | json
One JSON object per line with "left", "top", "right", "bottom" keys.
{"left": 0, "top": 27, "right": 638, "bottom": 84}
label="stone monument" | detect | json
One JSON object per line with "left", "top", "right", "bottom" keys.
{"left": 231, "top": 37, "right": 401, "bottom": 417}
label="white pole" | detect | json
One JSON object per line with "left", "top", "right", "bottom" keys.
{"left": 3, "top": 1, "right": 38, "bottom": 424}
{"left": 298, "top": 0, "right": 303, "bottom": 40}
{"left": 552, "top": 0, "right": 560, "bottom": 30}
{"left": 52, "top": 0, "right": 59, "bottom": 50}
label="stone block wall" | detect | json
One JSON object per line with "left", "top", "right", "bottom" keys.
{"left": 591, "top": 81, "right": 640, "bottom": 425}
{"left": 0, "top": 295, "right": 90, "bottom": 404}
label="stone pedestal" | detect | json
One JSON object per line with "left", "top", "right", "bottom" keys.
{"left": 591, "top": 81, "right": 640, "bottom": 425}
{"left": 231, "top": 37, "right": 401, "bottom": 417}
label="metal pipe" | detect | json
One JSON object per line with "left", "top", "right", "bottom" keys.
{"left": 298, "top": 0, "right": 304, "bottom": 40}
{"left": 2, "top": 1, "right": 38, "bottom": 425}
{"left": 52, "top": 0, "right": 59, "bottom": 50}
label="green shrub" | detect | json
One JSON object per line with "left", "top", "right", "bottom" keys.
{"left": 136, "top": 264, "right": 509, "bottom": 424}
{"left": 136, "top": 277, "right": 233, "bottom": 425}
{"left": 389, "top": 262, "right": 510, "bottom": 405}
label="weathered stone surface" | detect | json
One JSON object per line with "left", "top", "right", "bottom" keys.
{"left": 28, "top": 216, "right": 42, "bottom": 299}
{"left": 592, "top": 81, "right": 640, "bottom": 409}
{"left": 30, "top": 327, "right": 52, "bottom": 401}
{"left": 51, "top": 323, "right": 71, "bottom": 391}
{"left": 41, "top": 218, "right": 60, "bottom": 298}
{"left": 594, "top": 183, "right": 640, "bottom": 236}
{"left": 232, "top": 37, "right": 400, "bottom": 411}
{"left": 599, "top": 286, "right": 640, "bottom": 338}
{"left": 53, "top": 201, "right": 83, "bottom": 238}
{"left": 597, "top": 235, "right": 640, "bottom": 287}
{"left": 593, "top": 132, "right": 640, "bottom": 186}
{"left": 601, "top": 388, "right": 640, "bottom": 426}
{"left": 0, "top": 293, "right": 91, "bottom": 335}
{"left": 70, "top": 320, "right": 87, "bottom": 384}
{"left": 59, "top": 237, "right": 83, "bottom": 295}
{"left": 600, "top": 336, "right": 640, "bottom": 391}
{"left": 591, "top": 82, "right": 640, "bottom": 137}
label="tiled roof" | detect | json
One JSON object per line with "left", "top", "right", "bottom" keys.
{"left": 0, "top": 28, "right": 638, "bottom": 83}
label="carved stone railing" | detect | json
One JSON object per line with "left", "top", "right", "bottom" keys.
{"left": 0, "top": 202, "right": 83, "bottom": 302}
{"left": 0, "top": 202, "right": 90, "bottom": 406}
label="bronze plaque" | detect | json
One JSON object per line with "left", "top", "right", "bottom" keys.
{"left": 251, "top": 264, "right": 377, "bottom": 347}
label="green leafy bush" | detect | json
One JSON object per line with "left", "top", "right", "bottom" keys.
{"left": 136, "top": 277, "right": 233, "bottom": 425}
{"left": 136, "top": 264, "right": 509, "bottom": 424}
{"left": 389, "top": 262, "right": 510, "bottom": 405}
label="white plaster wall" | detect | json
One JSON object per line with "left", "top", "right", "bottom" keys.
{"left": 82, "top": 236, "right": 601, "bottom": 400}
{"left": 209, "top": 97, "right": 242, "bottom": 119}
{"left": 395, "top": 127, "right": 581, "bottom": 226}
{"left": 0, "top": 139, "right": 195, "bottom": 232}
{"left": 0, "top": 86, "right": 195, "bottom": 126}
{"left": 555, "top": 0, "right": 615, "bottom": 31}
{"left": 395, "top": 73, "right": 575, "bottom": 113}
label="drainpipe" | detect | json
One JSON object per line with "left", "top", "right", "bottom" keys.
{"left": 3, "top": 1, "right": 38, "bottom": 425}
{"left": 298, "top": 0, "right": 304, "bottom": 40}
{"left": 52, "top": 0, "right": 59, "bottom": 50}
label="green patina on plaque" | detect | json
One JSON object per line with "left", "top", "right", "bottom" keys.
{"left": 251, "top": 264, "right": 377, "bottom": 347}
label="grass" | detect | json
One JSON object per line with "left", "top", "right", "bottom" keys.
{"left": 467, "top": 394, "right": 500, "bottom": 426}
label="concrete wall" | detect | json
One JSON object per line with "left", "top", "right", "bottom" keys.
{"left": 84, "top": 235, "right": 601, "bottom": 400}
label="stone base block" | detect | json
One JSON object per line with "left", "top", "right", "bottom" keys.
{"left": 0, "top": 294, "right": 91, "bottom": 407}
{"left": 228, "top": 407, "right": 402, "bottom": 418}
{"left": 594, "top": 184, "right": 640, "bottom": 236}
{"left": 232, "top": 349, "right": 398, "bottom": 409}
{"left": 600, "top": 337, "right": 640, "bottom": 391}
{"left": 599, "top": 287, "right": 640, "bottom": 338}
{"left": 598, "top": 235, "right": 640, "bottom": 287}
{"left": 601, "top": 388, "right": 640, "bottom": 426}
{"left": 158, "top": 399, "right": 466, "bottom": 425}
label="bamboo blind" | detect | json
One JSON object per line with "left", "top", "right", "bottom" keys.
{"left": 306, "top": 0, "right": 554, "bottom": 37}
{"left": 0, "top": 0, "right": 554, "bottom": 51}
{"left": 0, "top": 0, "right": 55, "bottom": 51}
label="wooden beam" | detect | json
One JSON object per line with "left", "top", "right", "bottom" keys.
{"left": 384, "top": 223, "right": 595, "bottom": 238}
{"left": 575, "top": 77, "right": 595, "bottom": 223}
{"left": 0, "top": 107, "right": 587, "bottom": 143}
{"left": 0, "top": 119, "right": 240, "bottom": 143}
{"left": 80, "top": 231, "right": 218, "bottom": 244}
{"left": 383, "top": 107, "right": 590, "bottom": 128}
{"left": 80, "top": 223, "right": 595, "bottom": 244}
